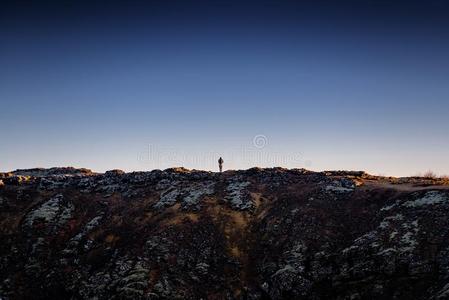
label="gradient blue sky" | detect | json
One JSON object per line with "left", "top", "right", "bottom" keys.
{"left": 1, "top": 1, "right": 449, "bottom": 176}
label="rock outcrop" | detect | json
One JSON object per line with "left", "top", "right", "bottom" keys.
{"left": 1, "top": 167, "right": 449, "bottom": 299}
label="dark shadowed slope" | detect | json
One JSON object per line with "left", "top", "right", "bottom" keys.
{"left": 1, "top": 168, "right": 449, "bottom": 299}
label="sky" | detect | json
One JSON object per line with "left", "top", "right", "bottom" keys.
{"left": 1, "top": 0, "right": 449, "bottom": 176}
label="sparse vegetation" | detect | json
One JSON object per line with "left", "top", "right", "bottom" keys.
{"left": 415, "top": 171, "right": 449, "bottom": 180}
{"left": 423, "top": 170, "right": 437, "bottom": 179}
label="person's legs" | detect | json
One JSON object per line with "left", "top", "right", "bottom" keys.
{"left": 219, "top": 165, "right": 222, "bottom": 172}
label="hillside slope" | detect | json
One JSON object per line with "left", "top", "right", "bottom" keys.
{"left": 1, "top": 168, "right": 449, "bottom": 299}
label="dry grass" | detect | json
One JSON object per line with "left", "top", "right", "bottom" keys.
{"left": 440, "top": 175, "right": 449, "bottom": 185}
{"left": 105, "top": 234, "right": 120, "bottom": 243}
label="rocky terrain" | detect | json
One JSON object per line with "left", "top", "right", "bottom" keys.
{"left": 1, "top": 167, "right": 449, "bottom": 299}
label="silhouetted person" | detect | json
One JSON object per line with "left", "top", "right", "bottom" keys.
{"left": 218, "top": 157, "right": 224, "bottom": 173}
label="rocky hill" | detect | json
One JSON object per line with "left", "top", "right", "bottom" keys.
{"left": 1, "top": 167, "right": 449, "bottom": 299}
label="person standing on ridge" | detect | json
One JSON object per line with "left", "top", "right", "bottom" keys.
{"left": 218, "top": 157, "right": 224, "bottom": 173}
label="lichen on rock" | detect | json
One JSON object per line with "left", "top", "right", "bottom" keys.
{"left": 225, "top": 177, "right": 252, "bottom": 210}
{"left": 154, "top": 181, "right": 215, "bottom": 210}
{"left": 23, "top": 194, "right": 74, "bottom": 232}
